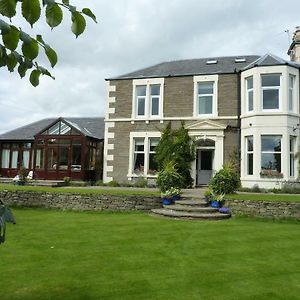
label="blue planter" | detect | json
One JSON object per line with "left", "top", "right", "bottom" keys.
{"left": 172, "top": 195, "right": 180, "bottom": 201}
{"left": 211, "top": 200, "right": 221, "bottom": 208}
{"left": 163, "top": 198, "right": 173, "bottom": 205}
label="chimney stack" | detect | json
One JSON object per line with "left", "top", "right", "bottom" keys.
{"left": 288, "top": 26, "right": 300, "bottom": 62}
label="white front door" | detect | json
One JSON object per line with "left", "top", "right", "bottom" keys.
{"left": 197, "top": 150, "right": 214, "bottom": 185}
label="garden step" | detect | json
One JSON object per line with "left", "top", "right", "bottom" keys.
{"left": 163, "top": 204, "right": 218, "bottom": 213}
{"left": 175, "top": 199, "right": 208, "bottom": 206}
{"left": 150, "top": 208, "right": 231, "bottom": 220}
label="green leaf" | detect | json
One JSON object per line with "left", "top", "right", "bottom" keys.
{"left": 62, "top": 0, "right": 69, "bottom": 5}
{"left": 20, "top": 30, "right": 32, "bottom": 44}
{"left": 37, "top": 65, "right": 54, "bottom": 79}
{"left": 42, "top": 0, "right": 55, "bottom": 6}
{"left": 0, "top": 45, "right": 7, "bottom": 67}
{"left": 45, "top": 46, "right": 57, "bottom": 67}
{"left": 0, "top": 19, "right": 11, "bottom": 34}
{"left": 6, "top": 51, "right": 17, "bottom": 72}
{"left": 82, "top": 8, "right": 97, "bottom": 23}
{"left": 0, "top": 0, "right": 17, "bottom": 18}
{"left": 36, "top": 34, "right": 46, "bottom": 45}
{"left": 71, "top": 11, "right": 86, "bottom": 38}
{"left": 12, "top": 50, "right": 22, "bottom": 63}
{"left": 21, "top": 0, "right": 41, "bottom": 27}
{"left": 22, "top": 39, "right": 39, "bottom": 60}
{"left": 2, "top": 25, "right": 19, "bottom": 51}
{"left": 46, "top": 3, "right": 63, "bottom": 29}
{"left": 24, "top": 57, "right": 33, "bottom": 68}
{"left": 18, "top": 62, "right": 28, "bottom": 78}
{"left": 29, "top": 69, "right": 41, "bottom": 87}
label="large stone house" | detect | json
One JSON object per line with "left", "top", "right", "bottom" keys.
{"left": 103, "top": 28, "right": 300, "bottom": 189}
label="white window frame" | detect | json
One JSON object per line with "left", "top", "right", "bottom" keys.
{"left": 132, "top": 78, "right": 164, "bottom": 119}
{"left": 246, "top": 76, "right": 254, "bottom": 113}
{"left": 261, "top": 135, "right": 282, "bottom": 173}
{"left": 246, "top": 136, "right": 254, "bottom": 175}
{"left": 193, "top": 75, "right": 218, "bottom": 118}
{"left": 288, "top": 74, "right": 296, "bottom": 112}
{"left": 261, "top": 73, "right": 282, "bottom": 112}
{"left": 128, "top": 132, "right": 161, "bottom": 178}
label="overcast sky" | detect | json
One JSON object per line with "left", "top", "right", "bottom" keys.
{"left": 0, "top": 0, "right": 299, "bottom": 134}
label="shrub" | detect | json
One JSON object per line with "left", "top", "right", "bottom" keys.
{"left": 156, "top": 161, "right": 183, "bottom": 193}
{"left": 106, "top": 180, "right": 120, "bottom": 187}
{"left": 95, "top": 180, "right": 105, "bottom": 186}
{"left": 63, "top": 177, "right": 71, "bottom": 186}
{"left": 133, "top": 178, "right": 148, "bottom": 188}
{"left": 209, "top": 164, "right": 240, "bottom": 194}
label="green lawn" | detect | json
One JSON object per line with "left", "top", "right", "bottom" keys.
{"left": 1, "top": 209, "right": 300, "bottom": 300}
{"left": 0, "top": 184, "right": 160, "bottom": 196}
{"left": 227, "top": 193, "right": 300, "bottom": 202}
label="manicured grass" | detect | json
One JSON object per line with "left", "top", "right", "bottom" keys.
{"left": 1, "top": 209, "right": 300, "bottom": 300}
{"left": 0, "top": 184, "right": 160, "bottom": 196}
{"left": 227, "top": 192, "right": 300, "bottom": 202}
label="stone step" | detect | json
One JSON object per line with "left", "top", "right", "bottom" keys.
{"left": 163, "top": 204, "right": 218, "bottom": 213}
{"left": 151, "top": 208, "right": 231, "bottom": 220}
{"left": 175, "top": 199, "right": 208, "bottom": 206}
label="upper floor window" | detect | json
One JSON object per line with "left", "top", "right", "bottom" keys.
{"left": 246, "top": 76, "right": 253, "bottom": 112}
{"left": 198, "top": 82, "right": 214, "bottom": 115}
{"left": 261, "top": 74, "right": 281, "bottom": 111}
{"left": 133, "top": 79, "right": 164, "bottom": 119}
{"left": 194, "top": 75, "right": 218, "bottom": 117}
{"left": 289, "top": 74, "right": 296, "bottom": 112}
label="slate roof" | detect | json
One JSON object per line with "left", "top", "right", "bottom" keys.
{"left": 0, "top": 117, "right": 105, "bottom": 141}
{"left": 108, "top": 55, "right": 261, "bottom": 80}
{"left": 108, "top": 54, "right": 300, "bottom": 80}
{"left": 243, "top": 53, "right": 300, "bottom": 70}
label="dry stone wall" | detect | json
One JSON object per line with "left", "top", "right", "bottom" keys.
{"left": 0, "top": 190, "right": 162, "bottom": 212}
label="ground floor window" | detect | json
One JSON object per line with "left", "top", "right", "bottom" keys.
{"left": 1, "top": 149, "right": 10, "bottom": 168}
{"left": 290, "top": 136, "right": 296, "bottom": 177}
{"left": 246, "top": 136, "right": 253, "bottom": 175}
{"left": 261, "top": 135, "right": 281, "bottom": 174}
{"left": 35, "top": 149, "right": 45, "bottom": 169}
{"left": 132, "top": 136, "right": 160, "bottom": 176}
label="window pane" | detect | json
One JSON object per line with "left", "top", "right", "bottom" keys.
{"left": 248, "top": 91, "right": 253, "bottom": 111}
{"left": 48, "top": 123, "right": 60, "bottom": 135}
{"left": 35, "top": 149, "right": 44, "bottom": 169}
{"left": 71, "top": 146, "right": 81, "bottom": 171}
{"left": 247, "top": 136, "right": 253, "bottom": 151}
{"left": 59, "top": 147, "right": 69, "bottom": 170}
{"left": 198, "top": 82, "right": 213, "bottom": 94}
{"left": 290, "top": 154, "right": 295, "bottom": 176}
{"left": 1, "top": 149, "right": 10, "bottom": 168}
{"left": 136, "top": 85, "right": 146, "bottom": 96}
{"left": 137, "top": 98, "right": 145, "bottom": 116}
{"left": 60, "top": 122, "right": 71, "bottom": 135}
{"left": 289, "top": 89, "right": 293, "bottom": 111}
{"left": 149, "top": 138, "right": 159, "bottom": 152}
{"left": 11, "top": 150, "right": 18, "bottom": 168}
{"left": 199, "top": 96, "right": 213, "bottom": 114}
{"left": 289, "top": 75, "right": 295, "bottom": 88}
{"left": 261, "top": 74, "right": 280, "bottom": 87}
{"left": 150, "top": 84, "right": 160, "bottom": 96}
{"left": 151, "top": 97, "right": 159, "bottom": 115}
{"left": 148, "top": 153, "right": 158, "bottom": 175}
{"left": 261, "top": 153, "right": 281, "bottom": 172}
{"left": 263, "top": 90, "right": 279, "bottom": 109}
{"left": 261, "top": 136, "right": 281, "bottom": 152}
{"left": 247, "top": 153, "right": 253, "bottom": 175}
{"left": 134, "top": 139, "right": 144, "bottom": 152}
{"left": 246, "top": 77, "right": 253, "bottom": 89}
{"left": 23, "top": 150, "right": 30, "bottom": 169}
{"left": 48, "top": 148, "right": 58, "bottom": 169}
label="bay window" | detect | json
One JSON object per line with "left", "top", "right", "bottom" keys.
{"left": 261, "top": 135, "right": 281, "bottom": 173}
{"left": 261, "top": 74, "right": 281, "bottom": 110}
{"left": 246, "top": 136, "right": 253, "bottom": 175}
{"left": 289, "top": 74, "right": 295, "bottom": 112}
{"left": 246, "top": 76, "right": 253, "bottom": 112}
{"left": 290, "top": 136, "right": 296, "bottom": 177}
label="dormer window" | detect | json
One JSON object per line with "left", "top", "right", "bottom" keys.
{"left": 132, "top": 78, "right": 164, "bottom": 119}
{"left": 261, "top": 74, "right": 281, "bottom": 111}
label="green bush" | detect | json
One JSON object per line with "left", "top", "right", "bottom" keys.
{"left": 106, "top": 180, "right": 120, "bottom": 187}
{"left": 63, "top": 177, "right": 71, "bottom": 186}
{"left": 133, "top": 178, "right": 148, "bottom": 188}
{"left": 95, "top": 180, "right": 105, "bottom": 186}
{"left": 209, "top": 164, "right": 240, "bottom": 194}
{"left": 156, "top": 161, "right": 183, "bottom": 193}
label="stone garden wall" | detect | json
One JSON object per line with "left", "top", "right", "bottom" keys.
{"left": 224, "top": 199, "right": 300, "bottom": 219}
{"left": 0, "top": 190, "right": 162, "bottom": 212}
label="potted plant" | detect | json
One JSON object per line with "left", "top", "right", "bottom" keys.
{"left": 210, "top": 193, "right": 225, "bottom": 208}
{"left": 161, "top": 190, "right": 173, "bottom": 205}
{"left": 170, "top": 187, "right": 181, "bottom": 201}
